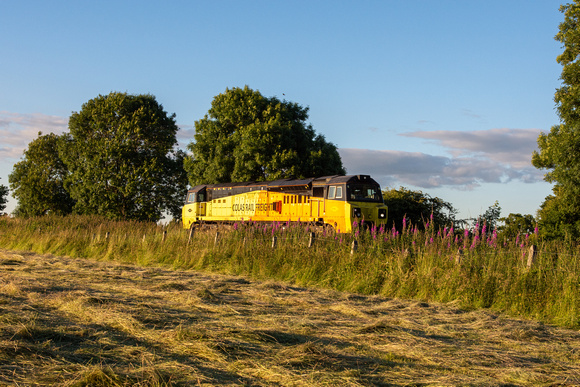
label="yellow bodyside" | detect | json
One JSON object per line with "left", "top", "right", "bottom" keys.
{"left": 182, "top": 191, "right": 387, "bottom": 233}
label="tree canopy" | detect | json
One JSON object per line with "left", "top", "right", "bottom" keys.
{"left": 532, "top": 1, "right": 580, "bottom": 238}
{"left": 0, "top": 178, "right": 8, "bottom": 214}
{"left": 62, "top": 92, "right": 187, "bottom": 221}
{"left": 9, "top": 132, "right": 74, "bottom": 217}
{"left": 184, "top": 86, "right": 345, "bottom": 186}
{"left": 382, "top": 187, "right": 457, "bottom": 231}
{"left": 498, "top": 213, "right": 536, "bottom": 240}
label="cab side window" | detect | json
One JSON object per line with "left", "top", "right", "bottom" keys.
{"left": 327, "top": 185, "right": 343, "bottom": 200}
{"left": 328, "top": 186, "right": 336, "bottom": 199}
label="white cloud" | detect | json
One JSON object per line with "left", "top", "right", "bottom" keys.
{"left": 400, "top": 128, "right": 541, "bottom": 169}
{"left": 176, "top": 124, "right": 195, "bottom": 148}
{"left": 0, "top": 111, "right": 68, "bottom": 161}
{"left": 339, "top": 128, "right": 545, "bottom": 191}
{"left": 460, "top": 109, "right": 484, "bottom": 120}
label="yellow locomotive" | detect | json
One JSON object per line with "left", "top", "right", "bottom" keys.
{"left": 182, "top": 175, "right": 387, "bottom": 233}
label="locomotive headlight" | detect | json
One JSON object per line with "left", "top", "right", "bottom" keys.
{"left": 378, "top": 209, "right": 387, "bottom": 219}
{"left": 353, "top": 207, "right": 362, "bottom": 218}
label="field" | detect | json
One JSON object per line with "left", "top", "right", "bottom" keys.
{"left": 2, "top": 248, "right": 580, "bottom": 386}
{"left": 2, "top": 215, "right": 580, "bottom": 385}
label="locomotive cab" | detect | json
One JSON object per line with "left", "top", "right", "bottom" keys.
{"left": 182, "top": 185, "right": 207, "bottom": 228}
{"left": 316, "top": 175, "right": 388, "bottom": 231}
{"left": 346, "top": 179, "right": 387, "bottom": 226}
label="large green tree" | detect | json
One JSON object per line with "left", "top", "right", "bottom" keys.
{"left": 63, "top": 92, "right": 187, "bottom": 222}
{"left": 532, "top": 1, "right": 580, "bottom": 238}
{"left": 184, "top": 86, "right": 345, "bottom": 185}
{"left": 9, "top": 132, "right": 74, "bottom": 217}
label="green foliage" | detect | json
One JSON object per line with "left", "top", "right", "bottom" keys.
{"left": 536, "top": 193, "right": 580, "bottom": 240}
{"left": 498, "top": 213, "right": 536, "bottom": 239}
{"left": 0, "top": 178, "right": 8, "bottom": 214}
{"left": 477, "top": 200, "right": 502, "bottom": 230}
{"left": 532, "top": 2, "right": 580, "bottom": 239}
{"left": 63, "top": 92, "right": 187, "bottom": 222}
{"left": 184, "top": 86, "right": 345, "bottom": 185}
{"left": 382, "top": 187, "right": 457, "bottom": 231}
{"left": 8, "top": 132, "right": 74, "bottom": 217}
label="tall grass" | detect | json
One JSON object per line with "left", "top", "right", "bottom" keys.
{"left": 1, "top": 215, "right": 579, "bottom": 328}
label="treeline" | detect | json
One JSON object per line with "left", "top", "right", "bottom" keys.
{"left": 4, "top": 87, "right": 344, "bottom": 223}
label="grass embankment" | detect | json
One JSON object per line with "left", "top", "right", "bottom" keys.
{"left": 2, "top": 249, "right": 580, "bottom": 386}
{"left": 1, "top": 215, "right": 579, "bottom": 328}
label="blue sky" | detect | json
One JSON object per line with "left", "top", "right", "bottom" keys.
{"left": 0, "top": 1, "right": 565, "bottom": 220}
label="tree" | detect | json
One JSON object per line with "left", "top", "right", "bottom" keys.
{"left": 535, "top": 192, "right": 580, "bottom": 239}
{"left": 478, "top": 201, "right": 502, "bottom": 231}
{"left": 498, "top": 213, "right": 536, "bottom": 240}
{"left": 382, "top": 187, "right": 457, "bottom": 231}
{"left": 184, "top": 86, "right": 345, "bottom": 185}
{"left": 532, "top": 1, "right": 580, "bottom": 238}
{"left": 0, "top": 178, "right": 8, "bottom": 214}
{"left": 9, "top": 132, "right": 74, "bottom": 217}
{"left": 63, "top": 92, "right": 187, "bottom": 222}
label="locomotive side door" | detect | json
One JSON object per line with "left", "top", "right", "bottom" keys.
{"left": 311, "top": 186, "right": 325, "bottom": 219}
{"left": 196, "top": 189, "right": 207, "bottom": 216}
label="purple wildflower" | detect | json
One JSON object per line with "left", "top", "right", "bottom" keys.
{"left": 470, "top": 235, "right": 479, "bottom": 250}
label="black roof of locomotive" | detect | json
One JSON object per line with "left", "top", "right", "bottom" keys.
{"left": 187, "top": 175, "right": 379, "bottom": 193}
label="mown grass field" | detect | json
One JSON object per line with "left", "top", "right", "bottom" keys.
{"left": 2, "top": 248, "right": 580, "bottom": 386}
{"left": 1, "top": 215, "right": 580, "bottom": 385}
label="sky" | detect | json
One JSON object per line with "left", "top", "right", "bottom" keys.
{"left": 0, "top": 0, "right": 566, "bottom": 221}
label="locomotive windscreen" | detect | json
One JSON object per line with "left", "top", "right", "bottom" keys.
{"left": 347, "top": 184, "right": 383, "bottom": 203}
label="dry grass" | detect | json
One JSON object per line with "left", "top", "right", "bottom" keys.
{"left": 1, "top": 248, "right": 580, "bottom": 386}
